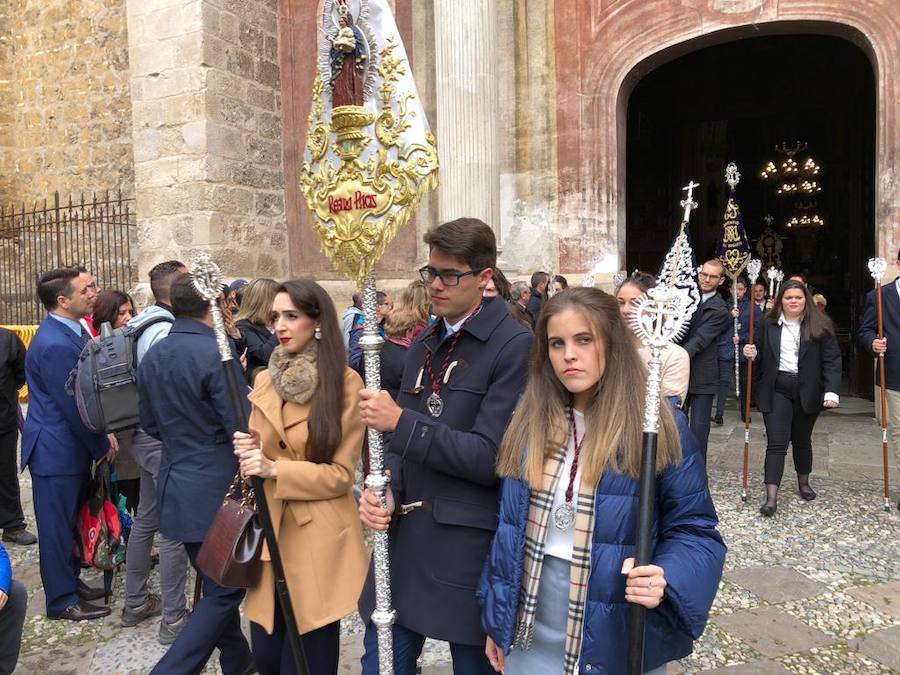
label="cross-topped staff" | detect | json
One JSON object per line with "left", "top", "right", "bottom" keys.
{"left": 868, "top": 256, "right": 892, "bottom": 512}
{"left": 190, "top": 252, "right": 310, "bottom": 675}
{"left": 775, "top": 269, "right": 784, "bottom": 296}
{"left": 741, "top": 259, "right": 762, "bottom": 502}
{"left": 627, "top": 181, "right": 699, "bottom": 675}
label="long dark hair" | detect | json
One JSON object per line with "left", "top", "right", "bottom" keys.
{"left": 496, "top": 287, "right": 681, "bottom": 485}
{"left": 764, "top": 279, "right": 834, "bottom": 341}
{"left": 93, "top": 289, "right": 135, "bottom": 329}
{"left": 276, "top": 279, "right": 346, "bottom": 464}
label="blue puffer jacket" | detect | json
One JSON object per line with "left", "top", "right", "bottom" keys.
{"left": 476, "top": 407, "right": 726, "bottom": 675}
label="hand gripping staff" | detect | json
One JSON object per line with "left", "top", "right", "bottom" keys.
{"left": 626, "top": 182, "right": 699, "bottom": 675}
{"left": 868, "top": 256, "right": 892, "bottom": 512}
{"left": 741, "top": 259, "right": 762, "bottom": 502}
{"left": 190, "top": 252, "right": 310, "bottom": 675}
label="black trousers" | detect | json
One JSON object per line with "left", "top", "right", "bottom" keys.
{"left": 250, "top": 608, "right": 340, "bottom": 675}
{"left": 151, "top": 542, "right": 252, "bottom": 675}
{"left": 762, "top": 372, "right": 819, "bottom": 486}
{"left": 0, "top": 428, "right": 25, "bottom": 533}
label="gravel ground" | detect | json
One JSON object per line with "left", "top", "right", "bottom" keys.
{"left": 6, "top": 408, "right": 900, "bottom": 674}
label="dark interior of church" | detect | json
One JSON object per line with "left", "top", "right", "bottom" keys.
{"left": 625, "top": 32, "right": 876, "bottom": 396}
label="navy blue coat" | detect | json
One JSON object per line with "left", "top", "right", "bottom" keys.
{"left": 860, "top": 282, "right": 900, "bottom": 390}
{"left": 21, "top": 316, "right": 108, "bottom": 476}
{"left": 681, "top": 294, "right": 731, "bottom": 395}
{"left": 358, "top": 297, "right": 532, "bottom": 645}
{"left": 137, "top": 319, "right": 247, "bottom": 543}
{"left": 477, "top": 408, "right": 726, "bottom": 675}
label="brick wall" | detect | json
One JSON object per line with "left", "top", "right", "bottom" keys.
{"left": 0, "top": 0, "right": 134, "bottom": 203}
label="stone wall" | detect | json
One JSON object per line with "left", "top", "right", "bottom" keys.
{"left": 126, "top": 0, "right": 288, "bottom": 285}
{"left": 0, "top": 0, "right": 134, "bottom": 203}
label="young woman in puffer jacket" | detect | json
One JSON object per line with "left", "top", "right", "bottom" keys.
{"left": 477, "top": 287, "right": 726, "bottom": 675}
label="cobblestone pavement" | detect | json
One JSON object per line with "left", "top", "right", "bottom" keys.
{"left": 6, "top": 400, "right": 900, "bottom": 674}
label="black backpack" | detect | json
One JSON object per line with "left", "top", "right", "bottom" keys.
{"left": 67, "top": 316, "right": 173, "bottom": 434}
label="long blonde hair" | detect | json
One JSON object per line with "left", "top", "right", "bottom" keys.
{"left": 496, "top": 287, "right": 682, "bottom": 488}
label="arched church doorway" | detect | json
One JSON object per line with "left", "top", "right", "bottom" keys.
{"left": 625, "top": 33, "right": 876, "bottom": 397}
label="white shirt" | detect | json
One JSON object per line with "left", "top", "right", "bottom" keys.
{"left": 777, "top": 315, "right": 801, "bottom": 374}
{"left": 443, "top": 315, "right": 467, "bottom": 335}
{"left": 701, "top": 290, "right": 717, "bottom": 304}
{"left": 544, "top": 409, "right": 585, "bottom": 562}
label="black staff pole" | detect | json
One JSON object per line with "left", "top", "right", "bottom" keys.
{"left": 191, "top": 253, "right": 310, "bottom": 675}
{"left": 627, "top": 183, "right": 698, "bottom": 674}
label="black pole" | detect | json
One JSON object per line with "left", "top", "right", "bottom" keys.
{"left": 221, "top": 360, "right": 310, "bottom": 675}
{"left": 627, "top": 431, "right": 658, "bottom": 675}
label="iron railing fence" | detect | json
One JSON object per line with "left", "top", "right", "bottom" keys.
{"left": 0, "top": 191, "right": 136, "bottom": 324}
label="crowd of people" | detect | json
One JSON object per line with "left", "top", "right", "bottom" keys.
{"left": 0, "top": 216, "right": 896, "bottom": 674}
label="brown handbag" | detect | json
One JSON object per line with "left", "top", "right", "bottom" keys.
{"left": 196, "top": 473, "right": 263, "bottom": 589}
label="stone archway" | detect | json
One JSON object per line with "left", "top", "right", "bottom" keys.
{"left": 552, "top": 1, "right": 899, "bottom": 279}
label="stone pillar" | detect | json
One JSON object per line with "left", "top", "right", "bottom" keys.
{"left": 433, "top": 0, "right": 500, "bottom": 235}
{"left": 126, "top": 0, "right": 288, "bottom": 295}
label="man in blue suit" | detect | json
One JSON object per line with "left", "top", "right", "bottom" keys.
{"left": 21, "top": 266, "right": 112, "bottom": 620}
{"left": 860, "top": 247, "right": 900, "bottom": 510}
{"left": 139, "top": 274, "right": 253, "bottom": 675}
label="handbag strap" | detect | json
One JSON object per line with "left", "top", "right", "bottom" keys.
{"left": 223, "top": 472, "right": 257, "bottom": 512}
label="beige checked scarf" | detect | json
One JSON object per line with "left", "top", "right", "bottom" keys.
{"left": 514, "top": 444, "right": 598, "bottom": 675}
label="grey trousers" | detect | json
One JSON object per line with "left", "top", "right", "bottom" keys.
{"left": 124, "top": 431, "right": 189, "bottom": 625}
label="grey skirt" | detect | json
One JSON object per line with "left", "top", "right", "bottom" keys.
{"left": 504, "top": 555, "right": 667, "bottom": 675}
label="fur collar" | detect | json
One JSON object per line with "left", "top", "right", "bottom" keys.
{"left": 268, "top": 341, "right": 318, "bottom": 405}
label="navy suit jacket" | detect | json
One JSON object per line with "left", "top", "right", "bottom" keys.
{"left": 21, "top": 316, "right": 109, "bottom": 477}
{"left": 137, "top": 318, "right": 247, "bottom": 543}
{"left": 860, "top": 281, "right": 900, "bottom": 390}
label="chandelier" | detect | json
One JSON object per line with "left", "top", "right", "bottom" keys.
{"left": 760, "top": 141, "right": 824, "bottom": 228}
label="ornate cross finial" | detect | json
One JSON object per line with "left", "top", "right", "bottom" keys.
{"left": 725, "top": 163, "right": 741, "bottom": 189}
{"left": 764, "top": 214, "right": 774, "bottom": 228}
{"left": 747, "top": 259, "right": 762, "bottom": 284}
{"left": 680, "top": 180, "right": 699, "bottom": 224}
{"left": 868, "top": 257, "right": 887, "bottom": 283}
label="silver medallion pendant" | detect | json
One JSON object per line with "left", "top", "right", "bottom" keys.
{"left": 553, "top": 502, "right": 575, "bottom": 530}
{"left": 426, "top": 392, "right": 444, "bottom": 418}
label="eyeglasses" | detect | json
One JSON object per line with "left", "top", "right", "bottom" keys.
{"left": 418, "top": 265, "right": 484, "bottom": 287}
{"left": 698, "top": 272, "right": 721, "bottom": 280}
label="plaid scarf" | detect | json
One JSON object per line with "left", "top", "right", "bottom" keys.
{"left": 514, "top": 445, "right": 598, "bottom": 675}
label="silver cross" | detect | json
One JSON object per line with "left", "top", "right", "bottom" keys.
{"left": 680, "top": 181, "right": 699, "bottom": 223}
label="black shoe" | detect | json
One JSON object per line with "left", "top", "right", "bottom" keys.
{"left": 77, "top": 579, "right": 106, "bottom": 602}
{"left": 797, "top": 474, "right": 817, "bottom": 501}
{"left": 759, "top": 502, "right": 777, "bottom": 517}
{"left": 48, "top": 599, "right": 111, "bottom": 621}
{"left": 2, "top": 528, "right": 37, "bottom": 545}
{"left": 713, "top": 416, "right": 724, "bottom": 426}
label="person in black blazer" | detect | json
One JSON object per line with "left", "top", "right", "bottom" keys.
{"left": 860, "top": 248, "right": 900, "bottom": 510}
{"left": 681, "top": 260, "right": 731, "bottom": 461}
{"left": 744, "top": 280, "right": 841, "bottom": 516}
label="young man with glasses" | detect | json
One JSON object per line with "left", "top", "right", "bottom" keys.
{"left": 357, "top": 217, "right": 532, "bottom": 674}
{"left": 680, "top": 259, "right": 731, "bottom": 463}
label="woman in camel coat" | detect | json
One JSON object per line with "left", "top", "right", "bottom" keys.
{"left": 234, "top": 278, "right": 368, "bottom": 675}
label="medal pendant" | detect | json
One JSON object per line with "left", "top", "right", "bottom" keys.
{"left": 426, "top": 393, "right": 444, "bottom": 418}
{"left": 553, "top": 502, "right": 575, "bottom": 530}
